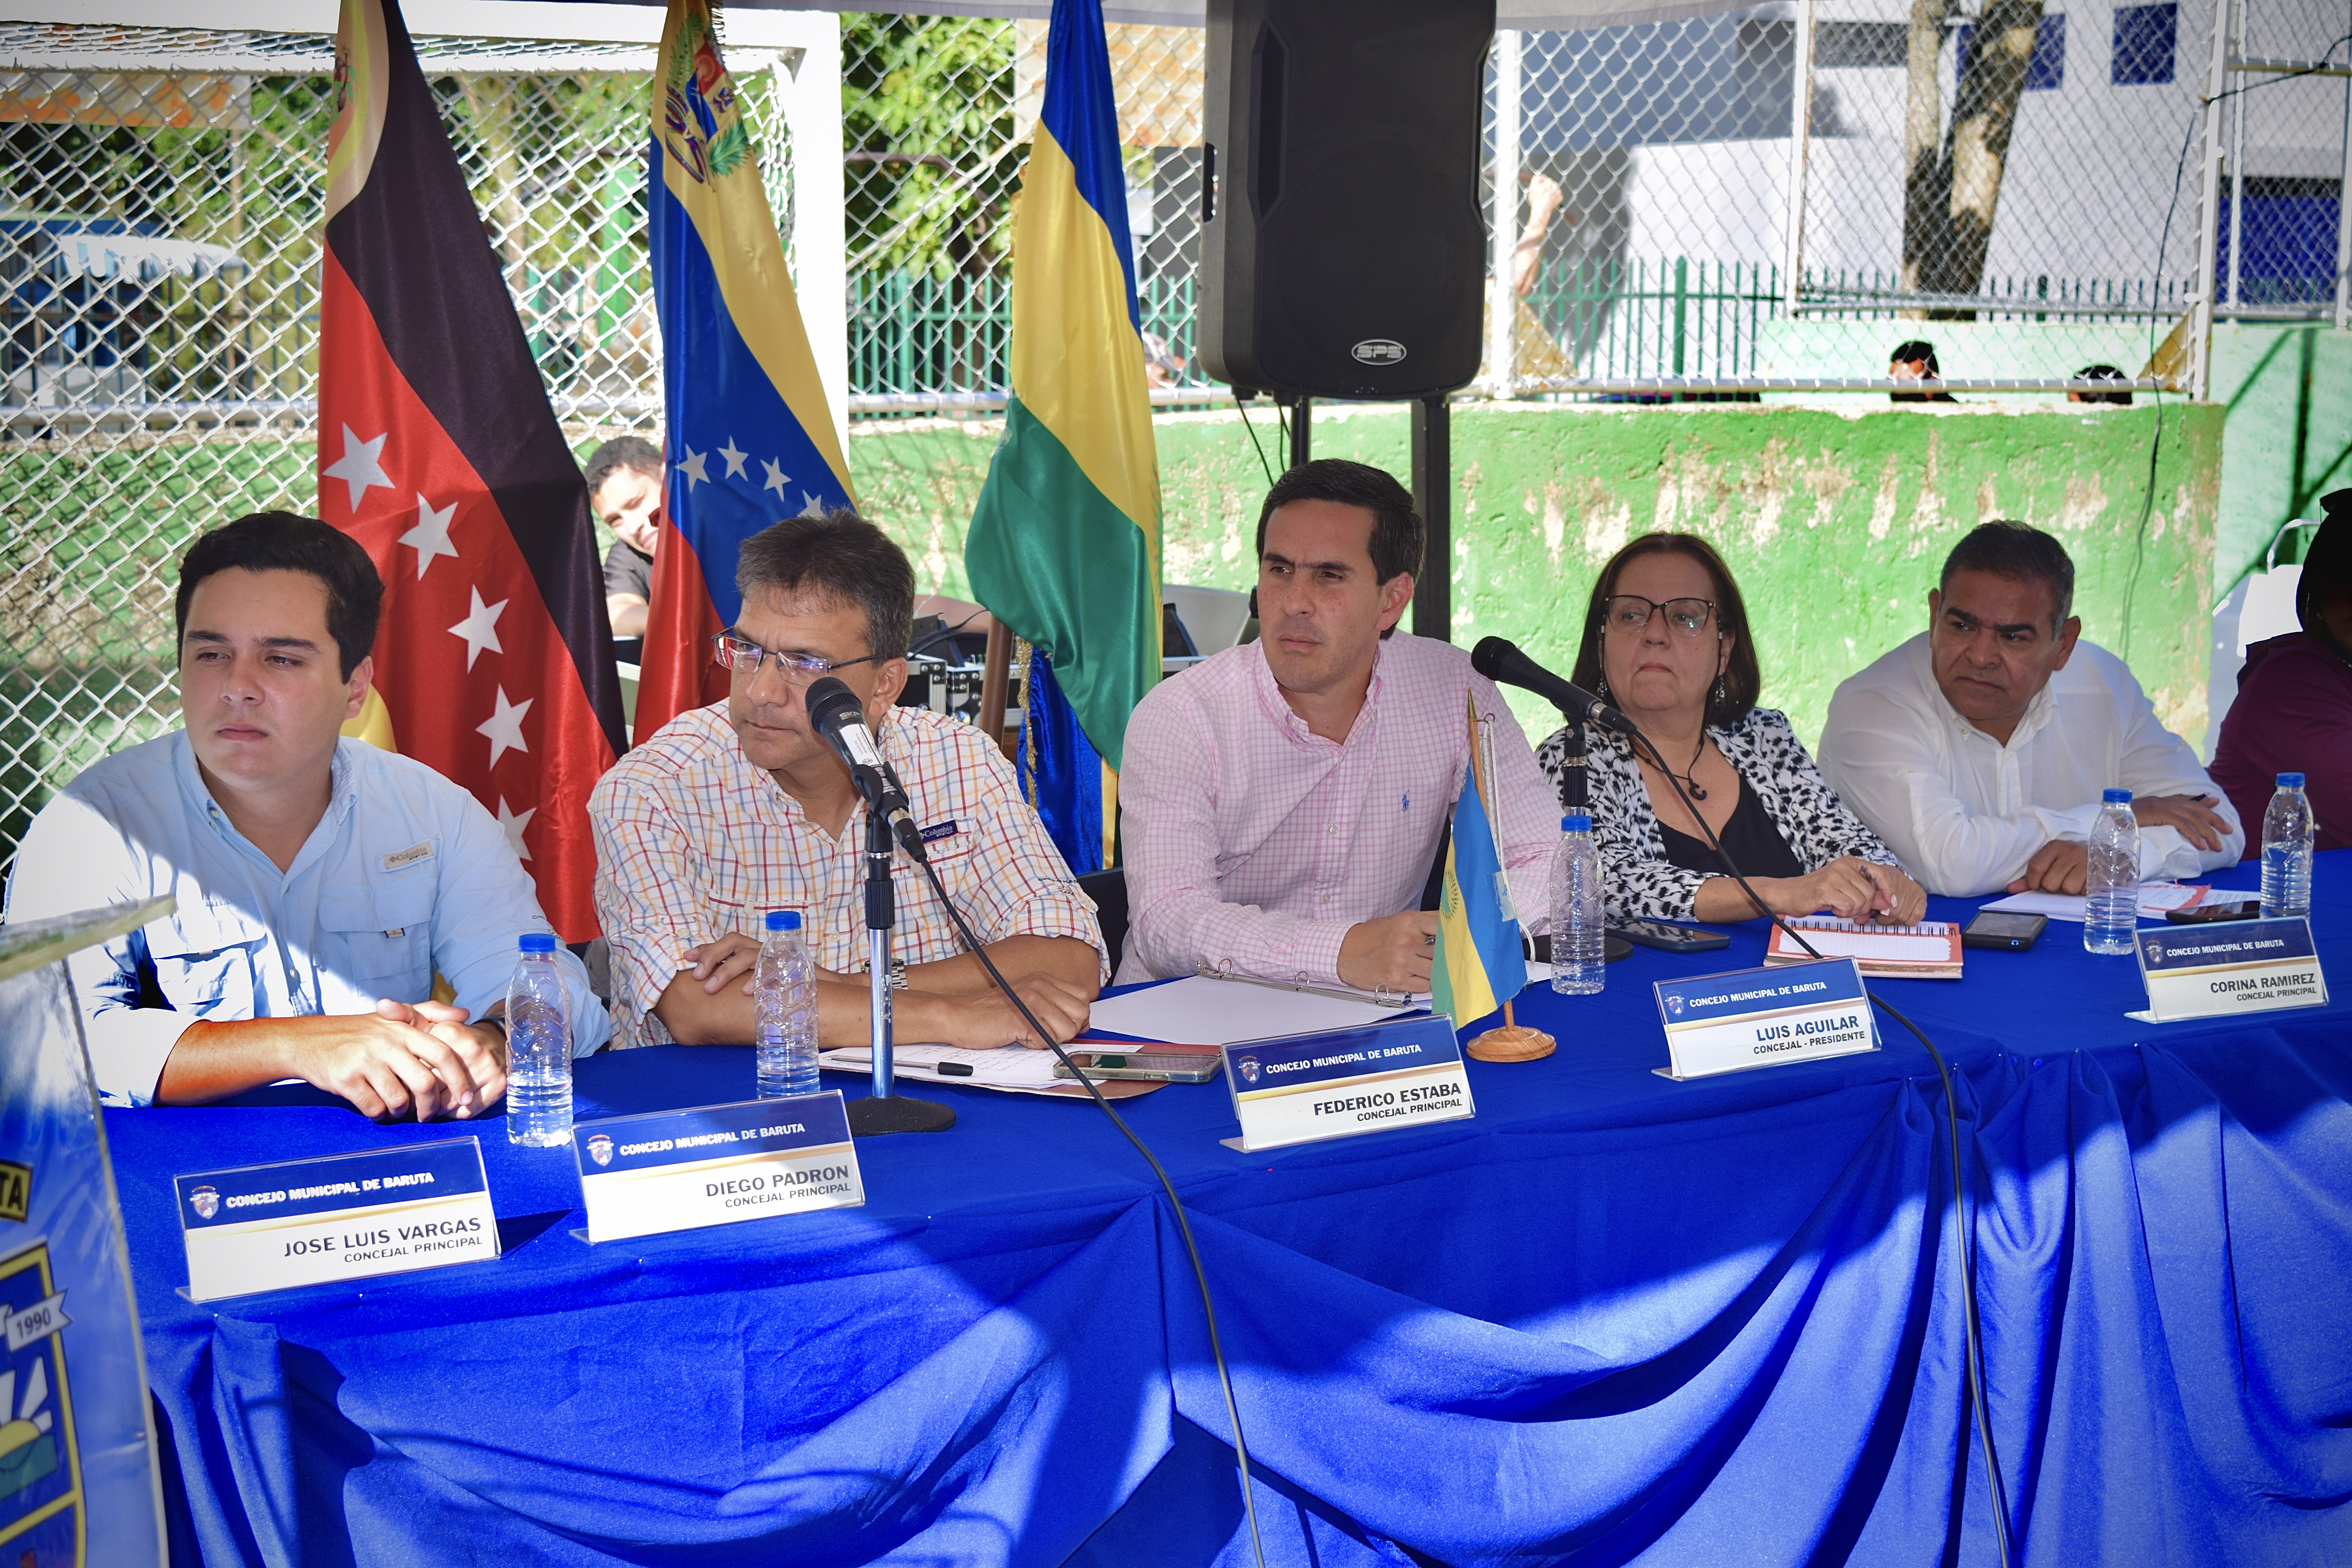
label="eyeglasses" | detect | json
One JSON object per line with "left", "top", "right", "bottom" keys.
{"left": 710, "top": 632, "right": 884, "bottom": 683}
{"left": 1599, "top": 595, "right": 1717, "bottom": 638}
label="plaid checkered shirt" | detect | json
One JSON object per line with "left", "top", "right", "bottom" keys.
{"left": 1117, "top": 634, "right": 1561, "bottom": 987}
{"left": 590, "top": 702, "right": 1106, "bottom": 1049}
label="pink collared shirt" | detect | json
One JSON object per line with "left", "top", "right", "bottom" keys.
{"left": 1117, "top": 634, "right": 1561, "bottom": 987}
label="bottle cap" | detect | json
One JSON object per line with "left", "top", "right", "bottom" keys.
{"left": 517, "top": 932, "right": 556, "bottom": 954}
{"left": 2102, "top": 788, "right": 2132, "bottom": 804}
{"left": 2278, "top": 771, "right": 2305, "bottom": 788}
{"left": 1562, "top": 813, "right": 1592, "bottom": 833}
{"left": 765, "top": 909, "right": 802, "bottom": 932}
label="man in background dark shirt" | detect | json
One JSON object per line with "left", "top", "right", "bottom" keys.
{"left": 586, "top": 436, "right": 664, "bottom": 657}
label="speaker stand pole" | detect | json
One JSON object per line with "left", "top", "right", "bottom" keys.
{"left": 1410, "top": 392, "right": 1450, "bottom": 641}
{"left": 1288, "top": 395, "right": 1311, "bottom": 469}
{"left": 846, "top": 805, "right": 955, "bottom": 1137}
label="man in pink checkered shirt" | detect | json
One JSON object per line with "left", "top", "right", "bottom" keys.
{"left": 1118, "top": 461, "right": 1559, "bottom": 991}
{"left": 589, "top": 511, "right": 1106, "bottom": 1052}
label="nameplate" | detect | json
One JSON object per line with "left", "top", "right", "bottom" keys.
{"left": 1652, "top": 958, "right": 1879, "bottom": 1080}
{"left": 573, "top": 1092, "right": 864, "bottom": 1244}
{"left": 2130, "top": 917, "right": 2330, "bottom": 1023}
{"left": 1220, "top": 1014, "right": 1473, "bottom": 1153}
{"left": 174, "top": 1138, "right": 498, "bottom": 1302}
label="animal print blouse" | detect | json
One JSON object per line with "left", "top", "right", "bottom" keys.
{"left": 1534, "top": 708, "right": 1905, "bottom": 923}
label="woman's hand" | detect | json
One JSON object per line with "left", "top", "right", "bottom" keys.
{"left": 1759, "top": 857, "right": 1898, "bottom": 922}
{"left": 1860, "top": 862, "right": 1928, "bottom": 925}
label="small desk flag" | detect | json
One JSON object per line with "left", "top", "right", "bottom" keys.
{"left": 639, "top": 0, "right": 856, "bottom": 744}
{"left": 320, "top": 0, "right": 626, "bottom": 943}
{"left": 965, "top": 0, "right": 1161, "bottom": 873}
{"left": 1431, "top": 695, "right": 1528, "bottom": 1027}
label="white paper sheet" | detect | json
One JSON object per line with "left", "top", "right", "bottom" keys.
{"left": 1980, "top": 883, "right": 2210, "bottom": 922}
{"left": 819, "top": 1042, "right": 1063, "bottom": 1088}
{"left": 1086, "top": 960, "right": 1550, "bottom": 1046}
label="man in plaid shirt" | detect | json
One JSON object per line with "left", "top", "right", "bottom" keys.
{"left": 588, "top": 511, "right": 1106, "bottom": 1051}
{"left": 1119, "top": 461, "right": 1558, "bottom": 992}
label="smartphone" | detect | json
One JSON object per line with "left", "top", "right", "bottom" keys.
{"left": 1052, "top": 1050, "right": 1225, "bottom": 1083}
{"left": 1613, "top": 918, "right": 1732, "bottom": 953}
{"left": 1962, "top": 910, "right": 2047, "bottom": 950}
{"left": 2165, "top": 897, "right": 2263, "bottom": 925}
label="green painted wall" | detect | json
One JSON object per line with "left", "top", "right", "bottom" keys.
{"left": 849, "top": 399, "right": 2223, "bottom": 749}
{"left": 2211, "top": 322, "right": 2352, "bottom": 589}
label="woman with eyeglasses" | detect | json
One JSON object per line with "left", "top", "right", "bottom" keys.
{"left": 1535, "top": 533, "right": 1927, "bottom": 926}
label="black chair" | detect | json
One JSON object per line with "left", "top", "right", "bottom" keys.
{"left": 1077, "top": 867, "right": 1129, "bottom": 978}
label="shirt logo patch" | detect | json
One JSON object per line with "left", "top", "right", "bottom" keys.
{"left": 381, "top": 842, "right": 434, "bottom": 872}
{"left": 919, "top": 820, "right": 960, "bottom": 844}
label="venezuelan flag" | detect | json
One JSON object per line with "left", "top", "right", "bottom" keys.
{"left": 965, "top": 0, "right": 1160, "bottom": 872}
{"left": 639, "top": 0, "right": 855, "bottom": 744}
{"left": 1431, "top": 695, "right": 1528, "bottom": 1028}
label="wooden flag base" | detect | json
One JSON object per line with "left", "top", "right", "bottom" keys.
{"left": 1465, "top": 1000, "right": 1555, "bottom": 1063}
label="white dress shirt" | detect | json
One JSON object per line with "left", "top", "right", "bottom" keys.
{"left": 1817, "top": 633, "right": 2243, "bottom": 897}
{"left": 4, "top": 733, "right": 609, "bottom": 1105}
{"left": 1117, "top": 634, "right": 1560, "bottom": 987}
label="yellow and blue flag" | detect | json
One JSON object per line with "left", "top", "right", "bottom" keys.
{"left": 1431, "top": 696, "right": 1528, "bottom": 1027}
{"left": 965, "top": 0, "right": 1161, "bottom": 873}
{"left": 639, "top": 0, "right": 855, "bottom": 743}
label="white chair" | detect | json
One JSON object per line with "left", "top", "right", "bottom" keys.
{"left": 1163, "top": 584, "right": 1252, "bottom": 657}
{"left": 2205, "top": 521, "right": 2314, "bottom": 760}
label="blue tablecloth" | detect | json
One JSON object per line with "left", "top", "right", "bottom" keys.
{"left": 108, "top": 858, "right": 2352, "bottom": 1566}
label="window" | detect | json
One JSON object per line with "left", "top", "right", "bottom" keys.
{"left": 1957, "top": 14, "right": 2067, "bottom": 91}
{"left": 2113, "top": 3, "right": 2177, "bottom": 85}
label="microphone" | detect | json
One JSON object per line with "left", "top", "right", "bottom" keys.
{"left": 1469, "top": 636, "right": 1641, "bottom": 737}
{"left": 805, "top": 676, "right": 928, "bottom": 862}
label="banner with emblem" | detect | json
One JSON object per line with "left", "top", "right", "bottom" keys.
{"left": 0, "top": 902, "right": 171, "bottom": 1566}
{"left": 635, "top": 0, "right": 857, "bottom": 746}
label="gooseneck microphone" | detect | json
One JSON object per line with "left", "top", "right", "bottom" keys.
{"left": 1469, "top": 636, "right": 1639, "bottom": 736}
{"left": 805, "top": 676, "right": 927, "bottom": 862}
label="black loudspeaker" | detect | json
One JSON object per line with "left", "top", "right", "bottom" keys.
{"left": 1200, "top": 0, "right": 1495, "bottom": 402}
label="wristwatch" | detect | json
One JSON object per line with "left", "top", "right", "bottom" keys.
{"left": 889, "top": 959, "right": 909, "bottom": 991}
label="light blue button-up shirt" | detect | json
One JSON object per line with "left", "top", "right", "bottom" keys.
{"left": 3, "top": 731, "right": 609, "bottom": 1106}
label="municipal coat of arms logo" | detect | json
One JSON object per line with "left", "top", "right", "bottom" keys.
{"left": 1666, "top": 995, "right": 1686, "bottom": 1018}
{"left": 0, "top": 1243, "right": 82, "bottom": 1565}
{"left": 586, "top": 1135, "right": 614, "bottom": 1169}
{"left": 2144, "top": 938, "right": 2165, "bottom": 965}
{"left": 187, "top": 1185, "right": 220, "bottom": 1221}
{"left": 661, "top": 9, "right": 751, "bottom": 185}
{"left": 1237, "top": 1056, "right": 1261, "bottom": 1087}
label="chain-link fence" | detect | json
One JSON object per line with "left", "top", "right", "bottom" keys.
{"left": 0, "top": 18, "right": 800, "bottom": 858}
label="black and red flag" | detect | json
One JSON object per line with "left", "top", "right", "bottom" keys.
{"left": 319, "top": 0, "right": 626, "bottom": 942}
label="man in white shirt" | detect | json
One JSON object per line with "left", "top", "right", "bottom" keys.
{"left": 1118, "top": 460, "right": 1558, "bottom": 991}
{"left": 1818, "top": 520, "right": 2241, "bottom": 897}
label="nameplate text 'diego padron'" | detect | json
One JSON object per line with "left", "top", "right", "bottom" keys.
{"left": 573, "top": 1093, "right": 865, "bottom": 1244}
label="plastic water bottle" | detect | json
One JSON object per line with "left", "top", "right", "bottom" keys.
{"left": 505, "top": 931, "right": 573, "bottom": 1146}
{"left": 1550, "top": 813, "right": 1605, "bottom": 995}
{"left": 2083, "top": 788, "right": 2140, "bottom": 955}
{"left": 755, "top": 909, "right": 819, "bottom": 1098}
{"left": 2260, "top": 771, "right": 2314, "bottom": 920}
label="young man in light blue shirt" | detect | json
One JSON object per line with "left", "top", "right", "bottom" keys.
{"left": 4, "top": 512, "right": 607, "bottom": 1113}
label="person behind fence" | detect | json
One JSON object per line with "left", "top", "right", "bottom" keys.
{"left": 2210, "top": 487, "right": 2352, "bottom": 854}
{"left": 1888, "top": 339, "right": 1956, "bottom": 403}
{"left": 2069, "top": 364, "right": 2134, "bottom": 406}
{"left": 589, "top": 435, "right": 665, "bottom": 645}
{"left": 0, "top": 512, "right": 607, "bottom": 1112}
{"left": 587, "top": 508, "right": 1107, "bottom": 1051}
{"left": 1818, "top": 520, "right": 2243, "bottom": 897}
{"left": 1116, "top": 459, "right": 1558, "bottom": 992}
{"left": 1534, "top": 533, "right": 1927, "bottom": 926}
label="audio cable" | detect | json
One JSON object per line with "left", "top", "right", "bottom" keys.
{"left": 1621, "top": 725, "right": 2014, "bottom": 1568}
{"left": 909, "top": 855, "right": 1271, "bottom": 1568}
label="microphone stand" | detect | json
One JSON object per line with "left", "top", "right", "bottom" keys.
{"left": 846, "top": 791, "right": 956, "bottom": 1137}
{"left": 1555, "top": 715, "right": 1633, "bottom": 963}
